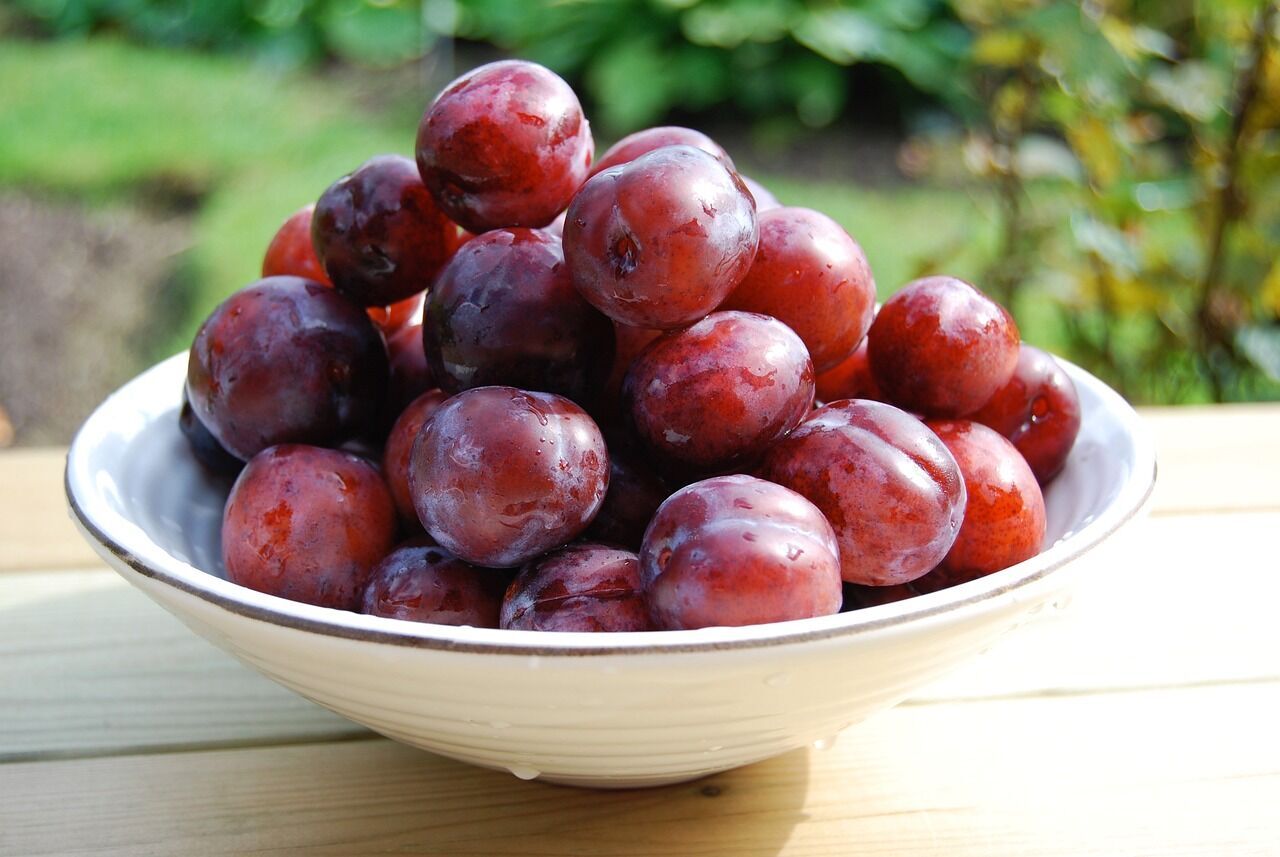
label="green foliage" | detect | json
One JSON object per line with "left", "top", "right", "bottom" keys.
{"left": 909, "top": 0, "right": 1280, "bottom": 403}
{"left": 7, "top": 0, "right": 428, "bottom": 68}
{"left": 8, "top": 0, "right": 972, "bottom": 133}
{"left": 0, "top": 38, "right": 409, "bottom": 357}
{"left": 451, "top": 0, "right": 970, "bottom": 133}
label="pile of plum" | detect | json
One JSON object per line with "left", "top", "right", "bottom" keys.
{"left": 182, "top": 60, "right": 1081, "bottom": 633}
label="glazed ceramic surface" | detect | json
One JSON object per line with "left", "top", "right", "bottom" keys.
{"left": 67, "top": 353, "right": 1155, "bottom": 788}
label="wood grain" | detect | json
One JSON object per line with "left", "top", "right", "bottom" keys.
{"left": 0, "top": 448, "right": 100, "bottom": 572}
{"left": 2, "top": 681, "right": 1276, "bottom": 856}
{"left": 1142, "top": 404, "right": 1280, "bottom": 515}
{"left": 0, "top": 570, "right": 360, "bottom": 762}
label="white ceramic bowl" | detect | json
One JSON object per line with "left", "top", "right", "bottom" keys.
{"left": 67, "top": 352, "right": 1155, "bottom": 788}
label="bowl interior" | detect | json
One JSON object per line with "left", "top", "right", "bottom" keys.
{"left": 67, "top": 352, "right": 1155, "bottom": 651}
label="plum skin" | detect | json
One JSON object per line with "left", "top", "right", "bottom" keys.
{"left": 382, "top": 390, "right": 451, "bottom": 528}
{"left": 222, "top": 444, "right": 397, "bottom": 610}
{"left": 757, "top": 399, "right": 967, "bottom": 586}
{"left": 423, "top": 227, "right": 614, "bottom": 402}
{"left": 361, "top": 537, "right": 507, "bottom": 627}
{"left": 564, "top": 145, "right": 759, "bottom": 330}
{"left": 186, "top": 276, "right": 388, "bottom": 461}
{"left": 969, "top": 344, "right": 1081, "bottom": 484}
{"left": 720, "top": 207, "right": 876, "bottom": 373}
{"left": 623, "top": 311, "right": 815, "bottom": 473}
{"left": 502, "top": 543, "right": 653, "bottom": 632}
{"left": 312, "top": 154, "right": 459, "bottom": 307}
{"left": 867, "top": 275, "right": 1019, "bottom": 418}
{"left": 408, "top": 386, "right": 610, "bottom": 567}
{"left": 416, "top": 60, "right": 594, "bottom": 233}
{"left": 815, "top": 339, "right": 883, "bottom": 404}
{"left": 926, "top": 420, "right": 1047, "bottom": 582}
{"left": 583, "top": 448, "right": 670, "bottom": 551}
{"left": 262, "top": 204, "right": 328, "bottom": 284}
{"left": 639, "top": 475, "right": 843, "bottom": 630}
{"left": 178, "top": 388, "right": 242, "bottom": 476}
{"left": 385, "top": 321, "right": 435, "bottom": 418}
{"left": 589, "top": 126, "right": 733, "bottom": 176}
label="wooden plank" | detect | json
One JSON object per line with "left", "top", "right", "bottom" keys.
{"left": 2, "top": 511, "right": 1277, "bottom": 763}
{"left": 0, "top": 570, "right": 360, "bottom": 762}
{"left": 912, "top": 508, "right": 1280, "bottom": 702}
{"left": 1, "top": 681, "right": 1276, "bottom": 857}
{"left": 0, "top": 448, "right": 100, "bottom": 572}
{"left": 1142, "top": 403, "right": 1280, "bottom": 515}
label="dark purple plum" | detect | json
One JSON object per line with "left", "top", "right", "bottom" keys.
{"left": 312, "top": 154, "right": 460, "bottom": 307}
{"left": 361, "top": 537, "right": 507, "bottom": 627}
{"left": 187, "top": 276, "right": 388, "bottom": 461}
{"left": 501, "top": 543, "right": 652, "bottom": 632}
{"left": 424, "top": 228, "right": 613, "bottom": 401}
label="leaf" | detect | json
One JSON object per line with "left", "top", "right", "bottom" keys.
{"left": 1070, "top": 213, "right": 1139, "bottom": 274}
{"left": 971, "top": 29, "right": 1031, "bottom": 67}
{"left": 1014, "top": 135, "right": 1082, "bottom": 182}
{"left": 585, "top": 35, "right": 672, "bottom": 132}
{"left": 791, "top": 8, "right": 882, "bottom": 65}
{"left": 680, "top": 0, "right": 792, "bottom": 48}
{"left": 319, "top": 0, "right": 424, "bottom": 67}
{"left": 1260, "top": 261, "right": 1280, "bottom": 317}
{"left": 1147, "top": 61, "right": 1230, "bottom": 123}
{"left": 1236, "top": 325, "right": 1280, "bottom": 382}
{"left": 1067, "top": 115, "right": 1123, "bottom": 187}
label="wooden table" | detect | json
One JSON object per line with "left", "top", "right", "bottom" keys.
{"left": 1, "top": 404, "right": 1277, "bottom": 856}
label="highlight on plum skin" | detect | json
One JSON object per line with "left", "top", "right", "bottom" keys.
{"left": 926, "top": 419, "right": 1047, "bottom": 583}
{"left": 719, "top": 206, "right": 876, "bottom": 373}
{"left": 758, "top": 399, "right": 966, "bottom": 587}
{"left": 867, "top": 275, "right": 1020, "bottom": 418}
{"left": 361, "top": 536, "right": 508, "bottom": 628}
{"left": 382, "top": 389, "right": 451, "bottom": 528}
{"left": 639, "top": 474, "right": 843, "bottom": 630}
{"left": 564, "top": 145, "right": 759, "bottom": 330}
{"left": 408, "top": 386, "right": 610, "bottom": 568}
{"left": 312, "top": 154, "right": 460, "bottom": 307}
{"left": 423, "top": 227, "right": 614, "bottom": 403}
{"left": 501, "top": 543, "right": 653, "bottom": 632}
{"left": 222, "top": 444, "right": 398, "bottom": 611}
{"left": 969, "top": 344, "right": 1082, "bottom": 485}
{"left": 623, "top": 311, "right": 815, "bottom": 473}
{"left": 416, "top": 60, "right": 594, "bottom": 233}
{"left": 186, "top": 276, "right": 388, "bottom": 462}
{"left": 589, "top": 126, "right": 734, "bottom": 176}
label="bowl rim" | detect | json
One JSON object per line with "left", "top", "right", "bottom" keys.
{"left": 66, "top": 351, "right": 1156, "bottom": 657}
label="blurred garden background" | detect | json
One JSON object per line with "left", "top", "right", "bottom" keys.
{"left": 1, "top": 0, "right": 1277, "bottom": 447}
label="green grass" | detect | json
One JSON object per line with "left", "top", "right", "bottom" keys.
{"left": 0, "top": 37, "right": 414, "bottom": 355}
{"left": 0, "top": 37, "right": 1011, "bottom": 359}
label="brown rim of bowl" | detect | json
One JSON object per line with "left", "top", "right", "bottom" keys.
{"left": 64, "top": 453, "right": 1157, "bottom": 657}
